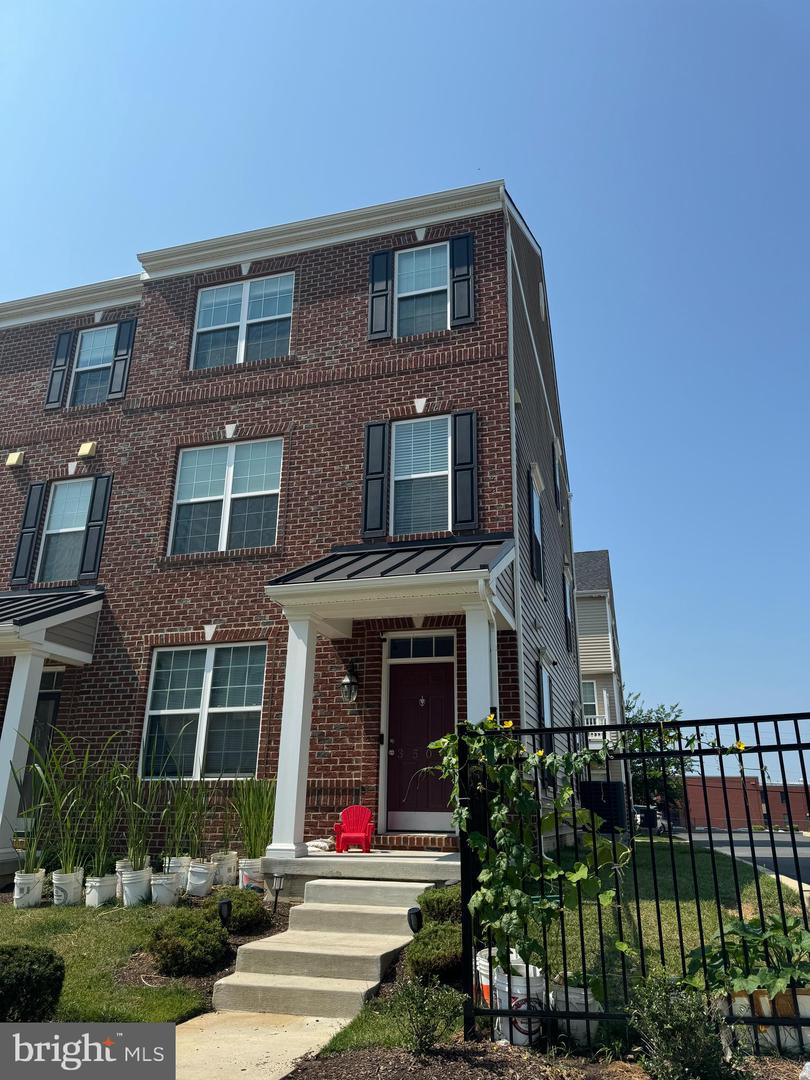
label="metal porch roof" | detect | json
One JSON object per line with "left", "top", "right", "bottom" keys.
{"left": 0, "top": 589, "right": 103, "bottom": 627}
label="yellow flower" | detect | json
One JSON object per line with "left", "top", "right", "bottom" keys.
{"left": 735, "top": 740, "right": 746, "bottom": 752}
{"left": 485, "top": 713, "right": 496, "bottom": 723}
{"left": 502, "top": 720, "right": 514, "bottom": 729}
{"left": 535, "top": 749, "right": 545, "bottom": 759}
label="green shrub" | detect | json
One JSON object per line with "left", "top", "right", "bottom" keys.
{"left": 0, "top": 945, "right": 65, "bottom": 1022}
{"left": 405, "top": 921, "right": 462, "bottom": 985}
{"left": 393, "top": 977, "right": 466, "bottom": 1054}
{"left": 147, "top": 908, "right": 230, "bottom": 976}
{"left": 629, "top": 973, "right": 738, "bottom": 1080}
{"left": 204, "top": 886, "right": 271, "bottom": 933}
{"left": 418, "top": 883, "right": 462, "bottom": 924}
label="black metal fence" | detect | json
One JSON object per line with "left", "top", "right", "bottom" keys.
{"left": 459, "top": 712, "right": 810, "bottom": 1054}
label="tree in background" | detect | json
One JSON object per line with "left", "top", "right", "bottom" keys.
{"left": 623, "top": 691, "right": 696, "bottom": 816}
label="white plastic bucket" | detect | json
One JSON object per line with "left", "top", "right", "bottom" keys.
{"left": 151, "top": 872, "right": 181, "bottom": 906}
{"left": 52, "top": 869, "right": 83, "bottom": 906}
{"left": 211, "top": 850, "right": 239, "bottom": 886}
{"left": 85, "top": 874, "right": 117, "bottom": 907}
{"left": 238, "top": 857, "right": 265, "bottom": 893}
{"left": 121, "top": 867, "right": 152, "bottom": 907}
{"left": 475, "top": 947, "right": 521, "bottom": 1007}
{"left": 493, "top": 962, "right": 547, "bottom": 1044}
{"left": 13, "top": 870, "right": 44, "bottom": 909}
{"left": 728, "top": 988, "right": 810, "bottom": 1053}
{"left": 115, "top": 858, "right": 132, "bottom": 902}
{"left": 186, "top": 861, "right": 216, "bottom": 897}
{"left": 551, "top": 975, "right": 604, "bottom": 1045}
{"left": 164, "top": 856, "right": 191, "bottom": 891}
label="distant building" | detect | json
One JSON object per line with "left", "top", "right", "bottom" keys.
{"left": 574, "top": 550, "right": 624, "bottom": 729}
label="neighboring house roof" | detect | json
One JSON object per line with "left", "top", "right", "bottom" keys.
{"left": 574, "top": 550, "right": 613, "bottom": 593}
{"left": 270, "top": 536, "right": 513, "bottom": 586}
{"left": 0, "top": 589, "right": 103, "bottom": 627}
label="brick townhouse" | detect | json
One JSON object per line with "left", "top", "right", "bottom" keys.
{"left": 0, "top": 181, "right": 580, "bottom": 871}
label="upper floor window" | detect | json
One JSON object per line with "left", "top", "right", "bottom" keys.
{"left": 391, "top": 417, "right": 451, "bottom": 535}
{"left": 581, "top": 680, "right": 597, "bottom": 723}
{"left": 45, "top": 321, "right": 136, "bottom": 409}
{"left": 37, "top": 479, "right": 94, "bottom": 582}
{"left": 170, "top": 438, "right": 283, "bottom": 555}
{"left": 563, "top": 574, "right": 574, "bottom": 651}
{"left": 368, "top": 235, "right": 474, "bottom": 341}
{"left": 395, "top": 244, "right": 449, "bottom": 337}
{"left": 529, "top": 470, "right": 544, "bottom": 588}
{"left": 192, "top": 273, "right": 294, "bottom": 369}
{"left": 141, "top": 643, "right": 266, "bottom": 778}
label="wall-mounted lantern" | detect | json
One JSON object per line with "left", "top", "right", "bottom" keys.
{"left": 340, "top": 660, "right": 359, "bottom": 704}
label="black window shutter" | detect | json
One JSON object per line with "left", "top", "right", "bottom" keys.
{"left": 368, "top": 251, "right": 393, "bottom": 339}
{"left": 44, "top": 331, "right": 74, "bottom": 408}
{"left": 11, "top": 483, "right": 47, "bottom": 584}
{"left": 78, "top": 475, "right": 112, "bottom": 580}
{"left": 451, "top": 410, "right": 478, "bottom": 531}
{"left": 361, "top": 423, "right": 389, "bottom": 537}
{"left": 107, "top": 320, "right": 136, "bottom": 400}
{"left": 450, "top": 234, "right": 475, "bottom": 327}
{"left": 552, "top": 445, "right": 561, "bottom": 510}
{"left": 563, "top": 572, "right": 573, "bottom": 651}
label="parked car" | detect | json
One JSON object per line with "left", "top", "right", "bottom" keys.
{"left": 633, "top": 805, "right": 666, "bottom": 835}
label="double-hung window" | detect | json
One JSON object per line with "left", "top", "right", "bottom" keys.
{"left": 36, "top": 479, "right": 94, "bottom": 582}
{"left": 581, "top": 680, "right": 598, "bottom": 725}
{"left": 391, "top": 417, "right": 451, "bottom": 535}
{"left": 563, "top": 574, "right": 574, "bottom": 651}
{"left": 170, "top": 438, "right": 283, "bottom": 555}
{"left": 141, "top": 644, "right": 266, "bottom": 778}
{"left": 192, "top": 273, "right": 294, "bottom": 369}
{"left": 395, "top": 244, "right": 449, "bottom": 337}
{"left": 529, "top": 471, "right": 544, "bottom": 587}
{"left": 71, "top": 326, "right": 117, "bottom": 406}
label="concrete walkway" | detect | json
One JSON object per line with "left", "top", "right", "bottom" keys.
{"left": 176, "top": 1011, "right": 345, "bottom": 1080}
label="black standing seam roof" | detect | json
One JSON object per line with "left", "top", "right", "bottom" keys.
{"left": 0, "top": 589, "right": 103, "bottom": 628}
{"left": 269, "top": 539, "right": 513, "bottom": 587}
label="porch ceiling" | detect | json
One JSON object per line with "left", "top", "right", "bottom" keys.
{"left": 0, "top": 588, "right": 103, "bottom": 663}
{"left": 266, "top": 537, "right": 514, "bottom": 637}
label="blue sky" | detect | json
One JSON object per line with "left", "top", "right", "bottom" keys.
{"left": 1, "top": 1, "right": 808, "bottom": 721}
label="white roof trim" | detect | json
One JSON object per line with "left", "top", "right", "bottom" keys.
{"left": 0, "top": 276, "right": 143, "bottom": 330}
{"left": 139, "top": 181, "right": 505, "bottom": 280}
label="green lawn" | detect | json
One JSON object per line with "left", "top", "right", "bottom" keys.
{"left": 541, "top": 838, "right": 800, "bottom": 1008}
{"left": 0, "top": 902, "right": 207, "bottom": 1023}
{"left": 326, "top": 839, "right": 801, "bottom": 1052}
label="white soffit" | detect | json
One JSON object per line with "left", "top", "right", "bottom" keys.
{"left": 0, "top": 275, "right": 143, "bottom": 330}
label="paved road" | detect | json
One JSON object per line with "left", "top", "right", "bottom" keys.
{"left": 675, "top": 830, "right": 810, "bottom": 889}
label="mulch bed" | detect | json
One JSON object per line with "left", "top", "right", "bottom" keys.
{"left": 115, "top": 896, "right": 293, "bottom": 1008}
{"left": 287, "top": 1045, "right": 805, "bottom": 1080}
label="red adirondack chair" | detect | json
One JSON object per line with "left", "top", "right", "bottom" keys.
{"left": 334, "top": 805, "right": 374, "bottom": 853}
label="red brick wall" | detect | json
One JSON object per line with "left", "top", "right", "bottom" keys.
{"left": 684, "top": 775, "right": 764, "bottom": 829}
{"left": 0, "top": 210, "right": 513, "bottom": 843}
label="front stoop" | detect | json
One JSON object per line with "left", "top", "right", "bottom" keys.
{"left": 213, "top": 878, "right": 431, "bottom": 1018}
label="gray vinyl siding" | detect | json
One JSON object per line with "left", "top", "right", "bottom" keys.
{"left": 577, "top": 595, "right": 612, "bottom": 673}
{"left": 493, "top": 561, "right": 515, "bottom": 619}
{"left": 508, "top": 212, "right": 580, "bottom": 729}
{"left": 44, "top": 613, "right": 99, "bottom": 654}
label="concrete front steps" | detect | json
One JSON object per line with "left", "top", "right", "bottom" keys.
{"left": 212, "top": 877, "right": 432, "bottom": 1018}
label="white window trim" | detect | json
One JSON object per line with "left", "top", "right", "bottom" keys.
{"left": 168, "top": 437, "right": 284, "bottom": 555}
{"left": 539, "top": 664, "right": 553, "bottom": 728}
{"left": 190, "top": 271, "right": 295, "bottom": 370}
{"left": 389, "top": 415, "right": 452, "bottom": 536}
{"left": 530, "top": 471, "right": 544, "bottom": 572}
{"left": 67, "top": 325, "right": 116, "bottom": 407}
{"left": 34, "top": 478, "right": 93, "bottom": 583}
{"left": 581, "top": 679, "right": 598, "bottom": 722}
{"left": 139, "top": 642, "right": 266, "bottom": 780}
{"left": 393, "top": 242, "right": 450, "bottom": 339}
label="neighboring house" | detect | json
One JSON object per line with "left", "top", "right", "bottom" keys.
{"left": 685, "top": 776, "right": 810, "bottom": 831}
{"left": 0, "top": 181, "right": 579, "bottom": 872}
{"left": 574, "top": 550, "right": 625, "bottom": 731}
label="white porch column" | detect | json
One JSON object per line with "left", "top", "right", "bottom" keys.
{"left": 464, "top": 604, "right": 497, "bottom": 726}
{"left": 266, "top": 616, "right": 317, "bottom": 859}
{"left": 0, "top": 650, "right": 45, "bottom": 856}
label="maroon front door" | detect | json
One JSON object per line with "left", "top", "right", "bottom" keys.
{"left": 386, "top": 662, "right": 454, "bottom": 830}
